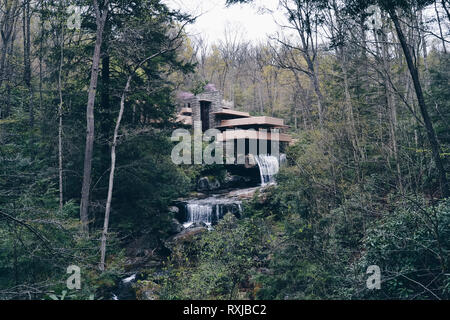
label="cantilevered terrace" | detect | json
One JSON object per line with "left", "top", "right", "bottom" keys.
{"left": 175, "top": 84, "right": 293, "bottom": 147}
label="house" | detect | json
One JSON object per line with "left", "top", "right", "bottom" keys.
{"left": 176, "top": 84, "right": 292, "bottom": 159}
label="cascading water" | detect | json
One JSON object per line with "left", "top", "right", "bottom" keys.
{"left": 254, "top": 154, "right": 283, "bottom": 186}
{"left": 184, "top": 204, "right": 213, "bottom": 228}
{"left": 183, "top": 196, "right": 242, "bottom": 228}
{"left": 180, "top": 154, "right": 286, "bottom": 228}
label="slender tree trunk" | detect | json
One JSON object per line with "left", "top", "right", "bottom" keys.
{"left": 378, "top": 26, "right": 403, "bottom": 192}
{"left": 304, "top": 53, "right": 324, "bottom": 126}
{"left": 442, "top": 0, "right": 450, "bottom": 22}
{"left": 0, "top": 36, "right": 9, "bottom": 91}
{"left": 329, "top": 1, "right": 360, "bottom": 159}
{"left": 292, "top": 70, "right": 311, "bottom": 130}
{"left": 4, "top": 24, "right": 16, "bottom": 119}
{"left": 435, "top": 1, "right": 447, "bottom": 53}
{"left": 99, "top": 50, "right": 167, "bottom": 270}
{"left": 0, "top": 0, "right": 18, "bottom": 91}
{"left": 419, "top": 10, "right": 430, "bottom": 90}
{"left": 389, "top": 9, "right": 449, "bottom": 198}
{"left": 80, "top": 0, "right": 109, "bottom": 235}
{"left": 39, "top": 20, "right": 43, "bottom": 119}
{"left": 58, "top": 24, "right": 64, "bottom": 211}
{"left": 22, "top": 0, "right": 33, "bottom": 127}
{"left": 99, "top": 76, "right": 130, "bottom": 271}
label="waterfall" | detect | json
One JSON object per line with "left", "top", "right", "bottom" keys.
{"left": 183, "top": 203, "right": 213, "bottom": 228}
{"left": 122, "top": 274, "right": 136, "bottom": 283}
{"left": 180, "top": 154, "right": 287, "bottom": 228}
{"left": 254, "top": 154, "right": 281, "bottom": 186}
{"left": 183, "top": 196, "right": 242, "bottom": 228}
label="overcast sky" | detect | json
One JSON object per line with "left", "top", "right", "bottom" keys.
{"left": 164, "top": 0, "right": 285, "bottom": 44}
{"left": 163, "top": 0, "right": 448, "bottom": 50}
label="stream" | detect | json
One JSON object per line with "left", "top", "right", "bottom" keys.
{"left": 111, "top": 154, "right": 284, "bottom": 299}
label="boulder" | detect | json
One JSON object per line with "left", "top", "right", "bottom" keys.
{"left": 197, "top": 176, "right": 221, "bottom": 192}
{"left": 171, "top": 226, "right": 206, "bottom": 242}
{"left": 168, "top": 206, "right": 179, "bottom": 214}
{"left": 168, "top": 218, "right": 183, "bottom": 235}
{"left": 224, "top": 174, "right": 252, "bottom": 189}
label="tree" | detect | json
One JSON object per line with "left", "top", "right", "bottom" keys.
{"left": 79, "top": 0, "right": 109, "bottom": 235}
{"left": 100, "top": 49, "right": 173, "bottom": 271}
{"left": 382, "top": 1, "right": 449, "bottom": 198}
{"left": 22, "top": 0, "right": 32, "bottom": 127}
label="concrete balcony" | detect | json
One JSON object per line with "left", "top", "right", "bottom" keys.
{"left": 216, "top": 116, "right": 289, "bottom": 129}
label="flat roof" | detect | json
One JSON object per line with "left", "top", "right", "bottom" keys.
{"left": 216, "top": 116, "right": 288, "bottom": 129}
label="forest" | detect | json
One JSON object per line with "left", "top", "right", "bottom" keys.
{"left": 0, "top": 0, "right": 449, "bottom": 300}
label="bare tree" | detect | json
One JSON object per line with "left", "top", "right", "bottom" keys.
{"left": 0, "top": 0, "right": 20, "bottom": 91}
{"left": 442, "top": 0, "right": 450, "bottom": 22}
{"left": 434, "top": 1, "right": 447, "bottom": 53}
{"left": 22, "top": 0, "right": 32, "bottom": 126}
{"left": 388, "top": 7, "right": 449, "bottom": 198}
{"left": 326, "top": 0, "right": 364, "bottom": 162}
{"left": 273, "top": 0, "right": 326, "bottom": 126}
{"left": 80, "top": 0, "right": 109, "bottom": 235}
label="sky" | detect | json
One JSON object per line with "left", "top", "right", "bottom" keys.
{"left": 163, "top": 0, "right": 285, "bottom": 45}
{"left": 163, "top": 0, "right": 448, "bottom": 50}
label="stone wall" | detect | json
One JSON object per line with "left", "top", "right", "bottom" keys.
{"left": 193, "top": 90, "right": 223, "bottom": 131}
{"left": 177, "top": 86, "right": 223, "bottom": 131}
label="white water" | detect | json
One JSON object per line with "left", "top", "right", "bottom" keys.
{"left": 182, "top": 154, "right": 286, "bottom": 227}
{"left": 254, "top": 154, "right": 281, "bottom": 186}
{"left": 122, "top": 274, "right": 136, "bottom": 283}
{"left": 183, "top": 204, "right": 213, "bottom": 228}
{"left": 183, "top": 196, "right": 242, "bottom": 228}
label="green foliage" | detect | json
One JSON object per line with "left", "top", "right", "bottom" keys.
{"left": 0, "top": 0, "right": 195, "bottom": 299}
{"left": 156, "top": 213, "right": 269, "bottom": 299}
{"left": 0, "top": 0, "right": 449, "bottom": 301}
{"left": 190, "top": 80, "right": 209, "bottom": 95}
{"left": 358, "top": 197, "right": 450, "bottom": 299}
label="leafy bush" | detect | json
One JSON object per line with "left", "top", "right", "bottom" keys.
{"left": 357, "top": 197, "right": 450, "bottom": 299}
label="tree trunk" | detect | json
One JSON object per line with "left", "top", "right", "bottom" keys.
{"left": 80, "top": 0, "right": 109, "bottom": 235}
{"left": 442, "top": 0, "right": 450, "bottom": 22}
{"left": 58, "top": 24, "right": 64, "bottom": 211}
{"left": 0, "top": 0, "right": 19, "bottom": 91}
{"left": 419, "top": 10, "right": 430, "bottom": 90}
{"left": 304, "top": 52, "right": 324, "bottom": 126}
{"left": 39, "top": 19, "right": 43, "bottom": 121}
{"left": 99, "top": 49, "right": 167, "bottom": 270}
{"left": 22, "top": 0, "right": 33, "bottom": 127}
{"left": 4, "top": 22, "right": 16, "bottom": 120}
{"left": 389, "top": 9, "right": 449, "bottom": 198}
{"left": 374, "top": 21, "right": 404, "bottom": 193}
{"left": 435, "top": 1, "right": 447, "bottom": 53}
{"left": 99, "top": 75, "right": 131, "bottom": 271}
